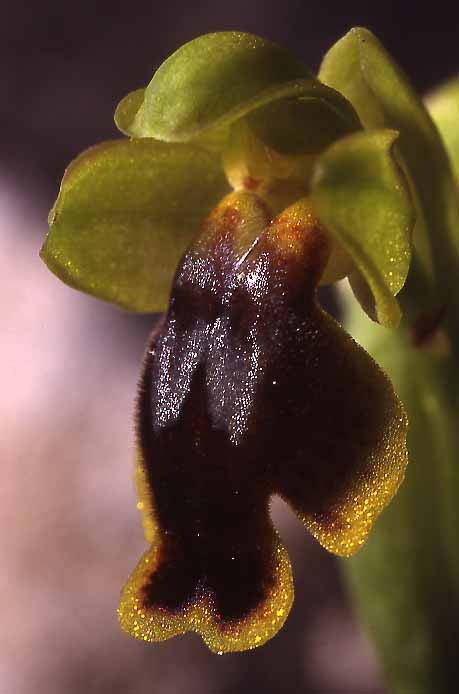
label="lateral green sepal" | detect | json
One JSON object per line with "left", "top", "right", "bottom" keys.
{"left": 41, "top": 139, "right": 230, "bottom": 312}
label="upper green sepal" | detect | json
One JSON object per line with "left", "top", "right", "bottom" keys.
{"left": 122, "top": 31, "right": 309, "bottom": 141}
{"left": 41, "top": 139, "right": 229, "bottom": 312}
{"left": 116, "top": 31, "right": 361, "bottom": 158}
{"left": 311, "top": 129, "right": 414, "bottom": 328}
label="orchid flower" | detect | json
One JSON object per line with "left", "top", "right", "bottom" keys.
{"left": 41, "top": 28, "right": 459, "bottom": 684}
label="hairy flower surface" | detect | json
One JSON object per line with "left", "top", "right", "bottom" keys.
{"left": 118, "top": 193, "right": 407, "bottom": 652}
{"left": 41, "top": 30, "right": 420, "bottom": 653}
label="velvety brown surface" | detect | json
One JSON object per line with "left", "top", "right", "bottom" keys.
{"left": 134, "top": 194, "right": 404, "bottom": 631}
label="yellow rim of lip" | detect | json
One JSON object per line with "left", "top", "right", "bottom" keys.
{"left": 118, "top": 530, "right": 294, "bottom": 654}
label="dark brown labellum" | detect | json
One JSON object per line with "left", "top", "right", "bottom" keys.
{"left": 118, "top": 193, "right": 408, "bottom": 653}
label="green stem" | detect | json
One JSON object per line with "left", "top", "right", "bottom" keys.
{"left": 342, "top": 274, "right": 459, "bottom": 693}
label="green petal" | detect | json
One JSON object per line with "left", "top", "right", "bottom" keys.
{"left": 426, "top": 77, "right": 459, "bottom": 181}
{"left": 41, "top": 139, "right": 229, "bottom": 312}
{"left": 114, "top": 88, "right": 145, "bottom": 136}
{"left": 319, "top": 28, "right": 459, "bottom": 302}
{"left": 311, "top": 129, "right": 413, "bottom": 328}
{"left": 119, "top": 31, "right": 360, "bottom": 157}
{"left": 247, "top": 87, "right": 360, "bottom": 155}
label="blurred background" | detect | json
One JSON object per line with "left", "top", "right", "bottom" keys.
{"left": 2, "top": 2, "right": 458, "bottom": 692}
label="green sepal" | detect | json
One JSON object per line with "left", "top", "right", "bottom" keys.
{"left": 426, "top": 77, "right": 459, "bottom": 181}
{"left": 41, "top": 139, "right": 230, "bottom": 312}
{"left": 311, "top": 129, "right": 414, "bottom": 328}
{"left": 117, "top": 31, "right": 360, "bottom": 159}
{"left": 319, "top": 28, "right": 459, "bottom": 301}
{"left": 115, "top": 87, "right": 230, "bottom": 153}
{"left": 125, "top": 31, "right": 309, "bottom": 141}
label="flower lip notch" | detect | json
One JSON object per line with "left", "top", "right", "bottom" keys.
{"left": 118, "top": 192, "right": 408, "bottom": 653}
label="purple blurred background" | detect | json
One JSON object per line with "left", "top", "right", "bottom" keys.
{"left": 1, "top": 2, "right": 458, "bottom": 692}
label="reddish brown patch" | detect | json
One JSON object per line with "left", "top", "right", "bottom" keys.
{"left": 222, "top": 206, "right": 242, "bottom": 228}
{"left": 199, "top": 205, "right": 243, "bottom": 255}
{"left": 263, "top": 215, "right": 331, "bottom": 291}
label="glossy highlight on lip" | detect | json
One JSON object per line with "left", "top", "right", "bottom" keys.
{"left": 118, "top": 191, "right": 408, "bottom": 652}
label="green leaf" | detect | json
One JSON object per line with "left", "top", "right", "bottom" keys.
{"left": 311, "top": 129, "right": 413, "bottom": 328}
{"left": 119, "top": 31, "right": 360, "bottom": 157}
{"left": 41, "top": 139, "right": 230, "bottom": 312}
{"left": 343, "top": 291, "right": 459, "bottom": 694}
{"left": 319, "top": 28, "right": 459, "bottom": 307}
{"left": 426, "top": 77, "right": 459, "bottom": 181}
